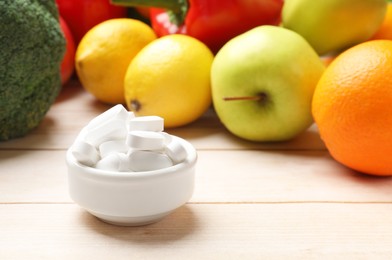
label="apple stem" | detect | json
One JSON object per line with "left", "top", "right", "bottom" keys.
{"left": 223, "top": 94, "right": 266, "bottom": 102}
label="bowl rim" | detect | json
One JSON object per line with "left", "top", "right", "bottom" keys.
{"left": 66, "top": 135, "right": 197, "bottom": 181}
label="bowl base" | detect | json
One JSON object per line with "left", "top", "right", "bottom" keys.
{"left": 88, "top": 210, "right": 173, "bottom": 226}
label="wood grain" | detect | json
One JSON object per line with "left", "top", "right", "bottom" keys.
{"left": 1, "top": 80, "right": 392, "bottom": 258}
{"left": 1, "top": 204, "right": 392, "bottom": 259}
{"left": 1, "top": 150, "right": 392, "bottom": 204}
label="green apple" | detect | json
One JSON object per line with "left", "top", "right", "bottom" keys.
{"left": 282, "top": 0, "right": 387, "bottom": 55}
{"left": 211, "top": 25, "right": 325, "bottom": 142}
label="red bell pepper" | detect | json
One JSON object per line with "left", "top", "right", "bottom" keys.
{"left": 56, "top": 0, "right": 128, "bottom": 44}
{"left": 111, "top": 0, "right": 283, "bottom": 53}
{"left": 59, "top": 16, "right": 76, "bottom": 85}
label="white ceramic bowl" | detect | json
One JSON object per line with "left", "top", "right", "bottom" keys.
{"left": 66, "top": 135, "right": 197, "bottom": 226}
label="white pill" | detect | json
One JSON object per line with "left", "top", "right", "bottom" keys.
{"left": 165, "top": 138, "right": 187, "bottom": 164}
{"left": 95, "top": 153, "right": 131, "bottom": 172}
{"left": 71, "top": 140, "right": 100, "bottom": 167}
{"left": 128, "top": 150, "right": 173, "bottom": 171}
{"left": 161, "top": 132, "right": 173, "bottom": 145}
{"left": 126, "top": 131, "right": 165, "bottom": 150}
{"left": 85, "top": 119, "right": 127, "bottom": 147}
{"left": 85, "top": 104, "right": 131, "bottom": 130}
{"left": 95, "top": 153, "right": 120, "bottom": 171}
{"left": 99, "top": 140, "right": 129, "bottom": 158}
{"left": 128, "top": 116, "right": 164, "bottom": 132}
{"left": 127, "top": 111, "right": 136, "bottom": 120}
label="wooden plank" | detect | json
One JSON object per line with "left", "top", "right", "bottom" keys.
{"left": 1, "top": 150, "right": 392, "bottom": 204}
{"left": 170, "top": 123, "right": 325, "bottom": 151}
{"left": 0, "top": 79, "right": 390, "bottom": 258}
{"left": 0, "top": 150, "right": 69, "bottom": 203}
{"left": 1, "top": 203, "right": 392, "bottom": 259}
{"left": 0, "top": 80, "right": 326, "bottom": 150}
{"left": 194, "top": 150, "right": 392, "bottom": 203}
{"left": 0, "top": 119, "right": 325, "bottom": 151}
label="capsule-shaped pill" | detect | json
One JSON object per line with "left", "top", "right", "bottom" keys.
{"left": 85, "top": 104, "right": 132, "bottom": 130}
{"left": 127, "top": 116, "right": 164, "bottom": 132}
{"left": 165, "top": 138, "right": 187, "bottom": 164}
{"left": 95, "top": 153, "right": 132, "bottom": 172}
{"left": 71, "top": 140, "right": 100, "bottom": 167}
{"left": 128, "top": 150, "right": 173, "bottom": 171}
{"left": 126, "top": 131, "right": 165, "bottom": 150}
{"left": 85, "top": 119, "right": 127, "bottom": 147}
{"left": 99, "top": 140, "right": 129, "bottom": 158}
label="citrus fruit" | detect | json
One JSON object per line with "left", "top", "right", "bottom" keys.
{"left": 312, "top": 40, "right": 392, "bottom": 176}
{"left": 124, "top": 34, "right": 214, "bottom": 128}
{"left": 371, "top": 2, "right": 392, "bottom": 40}
{"left": 75, "top": 18, "right": 156, "bottom": 104}
{"left": 282, "top": 0, "right": 387, "bottom": 55}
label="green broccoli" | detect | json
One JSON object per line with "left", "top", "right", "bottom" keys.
{"left": 0, "top": 0, "right": 66, "bottom": 141}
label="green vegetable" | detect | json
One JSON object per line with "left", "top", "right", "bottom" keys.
{"left": 0, "top": 0, "right": 66, "bottom": 141}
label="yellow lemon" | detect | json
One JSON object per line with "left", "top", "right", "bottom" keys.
{"left": 124, "top": 34, "right": 214, "bottom": 128}
{"left": 75, "top": 18, "right": 156, "bottom": 104}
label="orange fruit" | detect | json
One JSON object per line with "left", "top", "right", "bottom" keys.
{"left": 371, "top": 3, "right": 392, "bottom": 40}
{"left": 312, "top": 40, "right": 392, "bottom": 176}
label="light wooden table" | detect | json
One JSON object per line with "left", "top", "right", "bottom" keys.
{"left": 1, "top": 80, "right": 392, "bottom": 259}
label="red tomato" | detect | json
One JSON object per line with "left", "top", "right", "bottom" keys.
{"left": 56, "top": 0, "right": 127, "bottom": 44}
{"left": 59, "top": 16, "right": 76, "bottom": 85}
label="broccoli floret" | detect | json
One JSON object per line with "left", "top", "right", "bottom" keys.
{"left": 0, "top": 0, "right": 66, "bottom": 141}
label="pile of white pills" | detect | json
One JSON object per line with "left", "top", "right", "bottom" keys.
{"left": 71, "top": 105, "right": 187, "bottom": 172}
